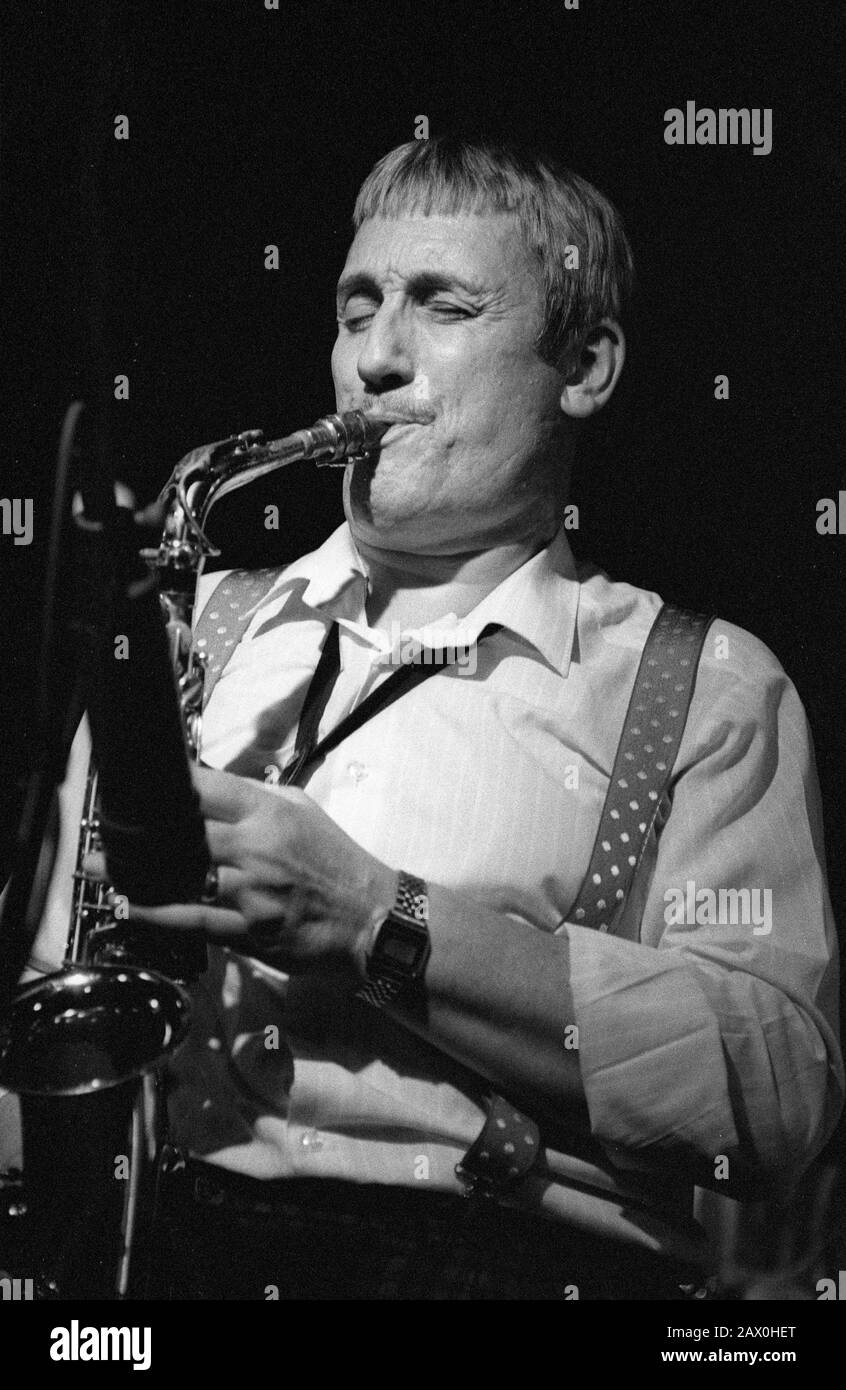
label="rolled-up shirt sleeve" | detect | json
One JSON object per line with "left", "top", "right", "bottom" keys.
{"left": 563, "top": 629, "right": 844, "bottom": 1194}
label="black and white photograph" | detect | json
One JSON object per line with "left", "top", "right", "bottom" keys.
{"left": 1, "top": 0, "right": 844, "bottom": 1357}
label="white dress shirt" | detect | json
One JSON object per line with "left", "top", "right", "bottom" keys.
{"left": 156, "top": 519, "right": 843, "bottom": 1265}
{"left": 6, "top": 519, "right": 839, "bottom": 1269}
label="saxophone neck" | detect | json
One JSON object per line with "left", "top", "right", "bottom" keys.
{"left": 152, "top": 410, "right": 388, "bottom": 563}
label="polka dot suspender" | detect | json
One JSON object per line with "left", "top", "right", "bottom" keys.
{"left": 194, "top": 574, "right": 712, "bottom": 1198}
{"left": 563, "top": 603, "right": 713, "bottom": 937}
{"left": 194, "top": 568, "right": 282, "bottom": 705}
{"left": 457, "top": 604, "right": 712, "bottom": 1197}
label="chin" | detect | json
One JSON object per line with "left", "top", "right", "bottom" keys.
{"left": 345, "top": 451, "right": 432, "bottom": 532}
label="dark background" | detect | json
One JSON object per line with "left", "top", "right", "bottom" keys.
{"left": 2, "top": 1, "right": 844, "bottom": 954}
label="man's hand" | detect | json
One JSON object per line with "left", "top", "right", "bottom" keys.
{"left": 84, "top": 765, "right": 398, "bottom": 978}
{"left": 84, "top": 764, "right": 590, "bottom": 1133}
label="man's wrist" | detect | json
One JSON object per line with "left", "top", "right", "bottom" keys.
{"left": 354, "top": 871, "right": 431, "bottom": 1009}
{"left": 352, "top": 864, "right": 400, "bottom": 981}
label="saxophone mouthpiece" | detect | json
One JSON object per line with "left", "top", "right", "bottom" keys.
{"left": 309, "top": 410, "right": 390, "bottom": 466}
{"left": 355, "top": 411, "right": 392, "bottom": 454}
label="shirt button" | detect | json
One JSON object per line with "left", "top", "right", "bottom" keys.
{"left": 347, "top": 761, "right": 369, "bottom": 784}
{"left": 300, "top": 1129, "right": 324, "bottom": 1152}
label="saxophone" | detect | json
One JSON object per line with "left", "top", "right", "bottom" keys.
{"left": 0, "top": 409, "right": 386, "bottom": 1298}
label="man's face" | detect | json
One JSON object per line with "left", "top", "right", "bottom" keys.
{"left": 331, "top": 212, "right": 568, "bottom": 553}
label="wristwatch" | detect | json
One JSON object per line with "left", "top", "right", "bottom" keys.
{"left": 356, "top": 871, "right": 430, "bottom": 1009}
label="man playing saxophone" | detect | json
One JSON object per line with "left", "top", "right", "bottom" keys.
{"left": 19, "top": 137, "right": 844, "bottom": 1299}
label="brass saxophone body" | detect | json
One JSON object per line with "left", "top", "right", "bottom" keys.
{"left": 0, "top": 410, "right": 385, "bottom": 1296}
{"left": 71, "top": 410, "right": 386, "bottom": 989}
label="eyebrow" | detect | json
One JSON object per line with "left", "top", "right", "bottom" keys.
{"left": 336, "top": 269, "right": 488, "bottom": 310}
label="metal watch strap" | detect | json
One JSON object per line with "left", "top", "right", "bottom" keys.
{"left": 355, "top": 872, "right": 429, "bottom": 1009}
{"left": 393, "top": 871, "right": 429, "bottom": 924}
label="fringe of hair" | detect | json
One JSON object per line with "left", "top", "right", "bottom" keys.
{"left": 353, "top": 137, "right": 635, "bottom": 369}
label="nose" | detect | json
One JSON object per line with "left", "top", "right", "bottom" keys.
{"left": 355, "top": 302, "right": 415, "bottom": 393}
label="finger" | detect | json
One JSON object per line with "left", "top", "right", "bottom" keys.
{"left": 203, "top": 820, "right": 245, "bottom": 867}
{"left": 192, "top": 764, "right": 254, "bottom": 822}
{"left": 107, "top": 863, "right": 242, "bottom": 911}
{"left": 82, "top": 850, "right": 108, "bottom": 880}
{"left": 115, "top": 898, "right": 246, "bottom": 935}
{"left": 86, "top": 830, "right": 242, "bottom": 878}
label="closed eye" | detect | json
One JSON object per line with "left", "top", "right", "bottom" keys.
{"left": 337, "top": 295, "right": 378, "bottom": 332}
{"left": 424, "top": 299, "right": 474, "bottom": 318}
{"left": 338, "top": 311, "right": 376, "bottom": 333}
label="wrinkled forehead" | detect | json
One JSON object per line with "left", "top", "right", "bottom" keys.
{"left": 338, "top": 211, "right": 541, "bottom": 296}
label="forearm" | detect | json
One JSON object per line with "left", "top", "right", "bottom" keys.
{"left": 350, "top": 870, "right": 839, "bottom": 1191}
{"left": 374, "top": 881, "right": 590, "bottom": 1136}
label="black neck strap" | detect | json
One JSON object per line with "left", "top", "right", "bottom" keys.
{"left": 280, "top": 621, "right": 503, "bottom": 787}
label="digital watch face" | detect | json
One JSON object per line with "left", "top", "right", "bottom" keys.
{"left": 373, "top": 918, "right": 428, "bottom": 977}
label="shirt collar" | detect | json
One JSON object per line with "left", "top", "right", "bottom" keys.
{"left": 249, "top": 520, "right": 580, "bottom": 677}
{"left": 458, "top": 524, "right": 580, "bottom": 677}
{"left": 246, "top": 522, "right": 369, "bottom": 625}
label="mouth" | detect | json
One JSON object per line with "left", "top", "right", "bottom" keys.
{"left": 348, "top": 415, "right": 426, "bottom": 458}
{"left": 360, "top": 409, "right": 434, "bottom": 428}
{"left": 380, "top": 421, "right": 418, "bottom": 439}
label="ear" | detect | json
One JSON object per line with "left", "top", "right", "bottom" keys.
{"left": 559, "top": 319, "right": 626, "bottom": 420}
